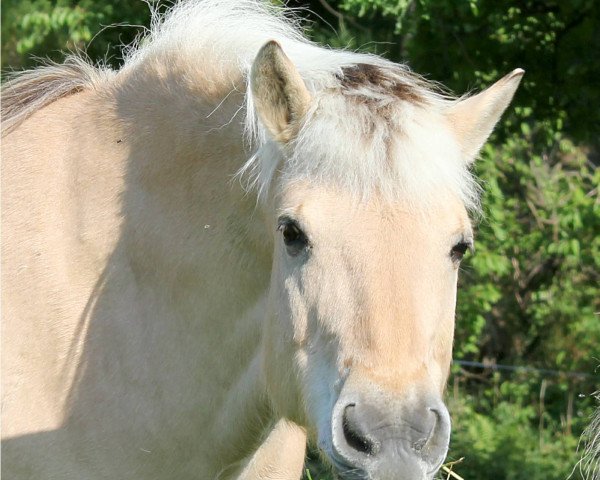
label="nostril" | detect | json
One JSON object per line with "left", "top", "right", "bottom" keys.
{"left": 414, "top": 408, "right": 438, "bottom": 450}
{"left": 421, "top": 405, "right": 451, "bottom": 469}
{"left": 427, "top": 406, "right": 449, "bottom": 440}
{"left": 342, "top": 404, "right": 377, "bottom": 456}
{"left": 428, "top": 407, "right": 440, "bottom": 432}
{"left": 429, "top": 407, "right": 441, "bottom": 417}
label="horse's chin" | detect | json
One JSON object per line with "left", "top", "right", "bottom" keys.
{"left": 334, "top": 465, "right": 432, "bottom": 480}
{"left": 317, "top": 437, "right": 440, "bottom": 480}
{"left": 330, "top": 464, "right": 432, "bottom": 480}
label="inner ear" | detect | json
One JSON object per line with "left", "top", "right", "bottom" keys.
{"left": 250, "top": 41, "right": 312, "bottom": 143}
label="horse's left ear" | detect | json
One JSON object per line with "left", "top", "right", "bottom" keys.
{"left": 251, "top": 40, "right": 312, "bottom": 143}
{"left": 447, "top": 68, "right": 524, "bottom": 163}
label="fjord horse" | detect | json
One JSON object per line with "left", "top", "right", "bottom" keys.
{"left": 1, "top": 1, "right": 522, "bottom": 478}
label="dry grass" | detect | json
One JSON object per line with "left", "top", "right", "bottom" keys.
{"left": 441, "top": 457, "right": 466, "bottom": 480}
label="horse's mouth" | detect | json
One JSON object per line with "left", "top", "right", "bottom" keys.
{"left": 328, "top": 453, "right": 368, "bottom": 480}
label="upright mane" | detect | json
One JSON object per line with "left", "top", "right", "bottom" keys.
{"left": 1, "top": 0, "right": 480, "bottom": 210}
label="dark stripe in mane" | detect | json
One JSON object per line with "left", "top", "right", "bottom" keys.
{"left": 338, "top": 63, "right": 426, "bottom": 105}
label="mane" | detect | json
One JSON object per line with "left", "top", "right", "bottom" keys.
{"left": 578, "top": 395, "right": 600, "bottom": 480}
{"left": 1, "top": 56, "right": 114, "bottom": 135}
{"left": 2, "top": 0, "right": 480, "bottom": 211}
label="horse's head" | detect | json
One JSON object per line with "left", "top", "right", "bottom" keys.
{"left": 249, "top": 41, "right": 522, "bottom": 479}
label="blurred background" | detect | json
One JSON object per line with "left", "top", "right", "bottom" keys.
{"left": 2, "top": 1, "right": 599, "bottom": 478}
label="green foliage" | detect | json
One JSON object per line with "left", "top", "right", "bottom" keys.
{"left": 456, "top": 133, "right": 600, "bottom": 374}
{"left": 449, "top": 394, "right": 584, "bottom": 480}
{"left": 3, "top": 1, "right": 599, "bottom": 479}
{"left": 1, "top": 0, "right": 150, "bottom": 70}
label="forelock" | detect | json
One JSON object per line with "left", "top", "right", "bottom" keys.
{"left": 242, "top": 65, "right": 480, "bottom": 213}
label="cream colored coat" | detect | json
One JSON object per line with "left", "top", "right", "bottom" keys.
{"left": 2, "top": 2, "right": 523, "bottom": 479}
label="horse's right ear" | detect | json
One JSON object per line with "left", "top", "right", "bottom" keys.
{"left": 251, "top": 41, "right": 312, "bottom": 143}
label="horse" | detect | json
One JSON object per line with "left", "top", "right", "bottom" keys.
{"left": 1, "top": 1, "right": 523, "bottom": 478}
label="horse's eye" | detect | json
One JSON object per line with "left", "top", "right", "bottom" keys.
{"left": 451, "top": 241, "right": 472, "bottom": 263}
{"left": 279, "top": 220, "right": 309, "bottom": 256}
{"left": 283, "top": 223, "right": 301, "bottom": 244}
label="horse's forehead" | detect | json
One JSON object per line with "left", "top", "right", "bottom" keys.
{"left": 279, "top": 183, "right": 470, "bottom": 238}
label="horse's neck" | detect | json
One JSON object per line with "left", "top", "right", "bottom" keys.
{"left": 65, "top": 69, "right": 276, "bottom": 472}
{"left": 117, "top": 61, "right": 272, "bottom": 328}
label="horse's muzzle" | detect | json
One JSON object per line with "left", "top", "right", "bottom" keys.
{"left": 329, "top": 390, "right": 451, "bottom": 480}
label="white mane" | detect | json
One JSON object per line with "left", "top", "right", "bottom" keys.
{"left": 7, "top": 0, "right": 481, "bottom": 211}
